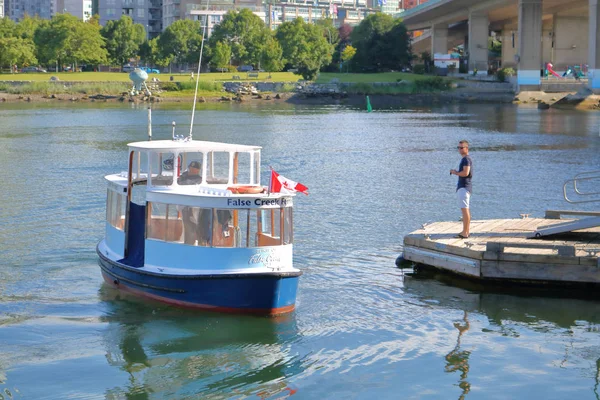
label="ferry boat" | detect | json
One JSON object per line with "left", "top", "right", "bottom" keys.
{"left": 96, "top": 137, "right": 301, "bottom": 314}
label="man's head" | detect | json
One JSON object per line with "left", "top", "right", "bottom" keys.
{"left": 188, "top": 161, "right": 201, "bottom": 174}
{"left": 457, "top": 140, "right": 469, "bottom": 155}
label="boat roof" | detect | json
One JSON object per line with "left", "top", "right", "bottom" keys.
{"left": 128, "top": 139, "right": 261, "bottom": 153}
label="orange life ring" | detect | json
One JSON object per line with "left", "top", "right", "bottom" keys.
{"left": 227, "top": 185, "right": 265, "bottom": 194}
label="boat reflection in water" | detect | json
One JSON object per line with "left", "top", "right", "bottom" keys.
{"left": 99, "top": 284, "right": 302, "bottom": 399}
{"left": 403, "top": 268, "right": 600, "bottom": 400}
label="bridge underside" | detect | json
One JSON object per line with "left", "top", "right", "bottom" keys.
{"left": 401, "top": 0, "right": 599, "bottom": 92}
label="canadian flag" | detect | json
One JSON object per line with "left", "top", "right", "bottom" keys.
{"left": 269, "top": 169, "right": 309, "bottom": 195}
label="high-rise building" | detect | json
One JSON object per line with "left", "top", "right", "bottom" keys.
{"left": 56, "top": 0, "right": 93, "bottom": 20}
{"left": 8, "top": 0, "right": 55, "bottom": 21}
{"left": 402, "top": 0, "right": 428, "bottom": 10}
{"left": 97, "top": 0, "right": 162, "bottom": 39}
{"left": 7, "top": 0, "right": 94, "bottom": 21}
{"left": 0, "top": 0, "right": 4, "bottom": 17}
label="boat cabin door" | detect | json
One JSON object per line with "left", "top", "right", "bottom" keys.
{"left": 122, "top": 150, "right": 147, "bottom": 267}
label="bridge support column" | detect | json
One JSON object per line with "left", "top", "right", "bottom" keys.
{"left": 517, "top": 0, "right": 542, "bottom": 91}
{"left": 589, "top": 0, "right": 600, "bottom": 92}
{"left": 468, "top": 11, "right": 489, "bottom": 75}
{"left": 432, "top": 24, "right": 448, "bottom": 55}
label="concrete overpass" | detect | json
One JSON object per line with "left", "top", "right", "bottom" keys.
{"left": 400, "top": 0, "right": 599, "bottom": 92}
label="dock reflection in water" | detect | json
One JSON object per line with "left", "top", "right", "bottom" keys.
{"left": 404, "top": 269, "right": 600, "bottom": 400}
{"left": 99, "top": 285, "right": 302, "bottom": 399}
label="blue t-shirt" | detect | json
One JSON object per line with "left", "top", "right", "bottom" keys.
{"left": 456, "top": 155, "right": 473, "bottom": 193}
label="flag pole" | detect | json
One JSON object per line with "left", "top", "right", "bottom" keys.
{"left": 268, "top": 166, "right": 272, "bottom": 196}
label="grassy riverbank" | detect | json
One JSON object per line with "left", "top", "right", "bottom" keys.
{"left": 0, "top": 71, "right": 302, "bottom": 83}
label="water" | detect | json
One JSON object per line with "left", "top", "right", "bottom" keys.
{"left": 1, "top": 101, "right": 600, "bottom": 399}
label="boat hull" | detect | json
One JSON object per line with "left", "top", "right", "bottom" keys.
{"left": 97, "top": 247, "right": 301, "bottom": 315}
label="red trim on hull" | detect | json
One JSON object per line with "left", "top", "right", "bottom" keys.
{"left": 102, "top": 272, "right": 296, "bottom": 315}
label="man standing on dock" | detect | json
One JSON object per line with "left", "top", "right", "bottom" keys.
{"left": 450, "top": 140, "right": 472, "bottom": 239}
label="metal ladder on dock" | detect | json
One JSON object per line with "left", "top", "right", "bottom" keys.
{"left": 531, "top": 170, "right": 600, "bottom": 238}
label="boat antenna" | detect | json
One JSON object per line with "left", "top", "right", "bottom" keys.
{"left": 188, "top": 0, "right": 210, "bottom": 141}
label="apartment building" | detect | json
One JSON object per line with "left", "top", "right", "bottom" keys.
{"left": 97, "top": 0, "right": 162, "bottom": 38}
{"left": 7, "top": 0, "right": 55, "bottom": 21}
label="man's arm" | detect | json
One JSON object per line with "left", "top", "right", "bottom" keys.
{"left": 451, "top": 166, "right": 470, "bottom": 177}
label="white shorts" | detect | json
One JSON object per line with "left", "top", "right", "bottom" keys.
{"left": 457, "top": 188, "right": 471, "bottom": 209}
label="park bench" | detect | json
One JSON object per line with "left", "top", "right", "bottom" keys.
{"left": 247, "top": 72, "right": 259, "bottom": 79}
{"left": 232, "top": 75, "right": 241, "bottom": 80}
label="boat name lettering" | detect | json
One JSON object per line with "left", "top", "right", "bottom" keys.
{"left": 227, "top": 198, "right": 288, "bottom": 207}
{"left": 248, "top": 251, "right": 281, "bottom": 267}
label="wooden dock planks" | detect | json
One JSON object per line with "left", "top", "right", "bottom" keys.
{"left": 403, "top": 217, "right": 600, "bottom": 284}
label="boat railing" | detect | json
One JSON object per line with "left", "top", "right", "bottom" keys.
{"left": 563, "top": 170, "right": 600, "bottom": 204}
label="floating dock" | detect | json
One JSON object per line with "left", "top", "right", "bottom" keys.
{"left": 402, "top": 210, "right": 600, "bottom": 286}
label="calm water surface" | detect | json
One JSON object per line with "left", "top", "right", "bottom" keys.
{"left": 1, "top": 102, "right": 600, "bottom": 399}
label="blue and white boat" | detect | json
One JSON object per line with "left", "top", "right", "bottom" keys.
{"left": 97, "top": 137, "right": 301, "bottom": 314}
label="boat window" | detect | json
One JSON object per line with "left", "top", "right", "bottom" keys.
{"left": 149, "top": 152, "right": 175, "bottom": 186}
{"left": 256, "top": 209, "right": 282, "bottom": 247}
{"left": 106, "top": 189, "right": 126, "bottom": 230}
{"left": 283, "top": 207, "right": 293, "bottom": 244}
{"left": 234, "top": 152, "right": 251, "bottom": 184}
{"left": 212, "top": 209, "right": 234, "bottom": 247}
{"left": 147, "top": 202, "right": 183, "bottom": 242}
{"left": 206, "top": 151, "right": 230, "bottom": 184}
{"left": 130, "top": 150, "right": 148, "bottom": 181}
{"left": 145, "top": 203, "right": 292, "bottom": 247}
{"left": 178, "top": 152, "right": 204, "bottom": 185}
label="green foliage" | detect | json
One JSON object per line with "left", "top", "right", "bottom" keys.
{"left": 341, "top": 45, "right": 356, "bottom": 63}
{"left": 158, "top": 19, "right": 203, "bottom": 65}
{"left": 34, "top": 14, "right": 107, "bottom": 66}
{"left": 211, "top": 41, "right": 232, "bottom": 72}
{"left": 496, "top": 67, "right": 515, "bottom": 82}
{"left": 101, "top": 16, "right": 145, "bottom": 66}
{"left": 279, "top": 83, "right": 297, "bottom": 92}
{"left": 342, "top": 82, "right": 412, "bottom": 95}
{"left": 275, "top": 18, "right": 333, "bottom": 80}
{"left": 160, "top": 82, "right": 180, "bottom": 91}
{"left": 314, "top": 19, "right": 339, "bottom": 46}
{"left": 411, "top": 76, "right": 451, "bottom": 93}
{"left": 209, "top": 9, "right": 272, "bottom": 67}
{"left": 0, "top": 37, "right": 37, "bottom": 69}
{"left": 413, "top": 64, "right": 426, "bottom": 74}
{"left": 0, "top": 18, "right": 17, "bottom": 38}
{"left": 0, "top": 81, "right": 128, "bottom": 95}
{"left": 350, "top": 13, "right": 411, "bottom": 72}
{"left": 260, "top": 35, "right": 284, "bottom": 73}
{"left": 176, "top": 81, "right": 222, "bottom": 92}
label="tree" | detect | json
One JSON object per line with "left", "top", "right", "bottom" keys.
{"left": 208, "top": 9, "right": 271, "bottom": 67}
{"left": 275, "top": 17, "right": 333, "bottom": 80}
{"left": 315, "top": 18, "right": 339, "bottom": 47}
{"left": 0, "top": 18, "right": 17, "bottom": 38}
{"left": 0, "top": 37, "right": 37, "bottom": 70}
{"left": 260, "top": 35, "right": 284, "bottom": 73}
{"left": 139, "top": 38, "right": 170, "bottom": 67}
{"left": 350, "top": 13, "right": 410, "bottom": 72}
{"left": 34, "top": 14, "right": 107, "bottom": 68}
{"left": 15, "top": 15, "right": 43, "bottom": 40}
{"left": 72, "top": 18, "right": 108, "bottom": 66}
{"left": 101, "top": 16, "right": 146, "bottom": 67}
{"left": 158, "top": 19, "right": 203, "bottom": 67}
{"left": 341, "top": 45, "right": 356, "bottom": 72}
{"left": 338, "top": 24, "right": 353, "bottom": 46}
{"left": 211, "top": 41, "right": 231, "bottom": 71}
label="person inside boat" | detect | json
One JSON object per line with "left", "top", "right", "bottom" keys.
{"left": 178, "top": 160, "right": 202, "bottom": 185}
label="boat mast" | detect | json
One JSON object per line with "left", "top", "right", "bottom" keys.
{"left": 188, "top": 0, "right": 211, "bottom": 141}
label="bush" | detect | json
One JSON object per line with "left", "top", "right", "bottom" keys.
{"left": 412, "top": 77, "right": 451, "bottom": 93}
{"left": 413, "top": 64, "right": 426, "bottom": 75}
{"left": 496, "top": 67, "right": 515, "bottom": 82}
{"left": 160, "top": 82, "right": 179, "bottom": 91}
{"left": 177, "top": 81, "right": 222, "bottom": 92}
